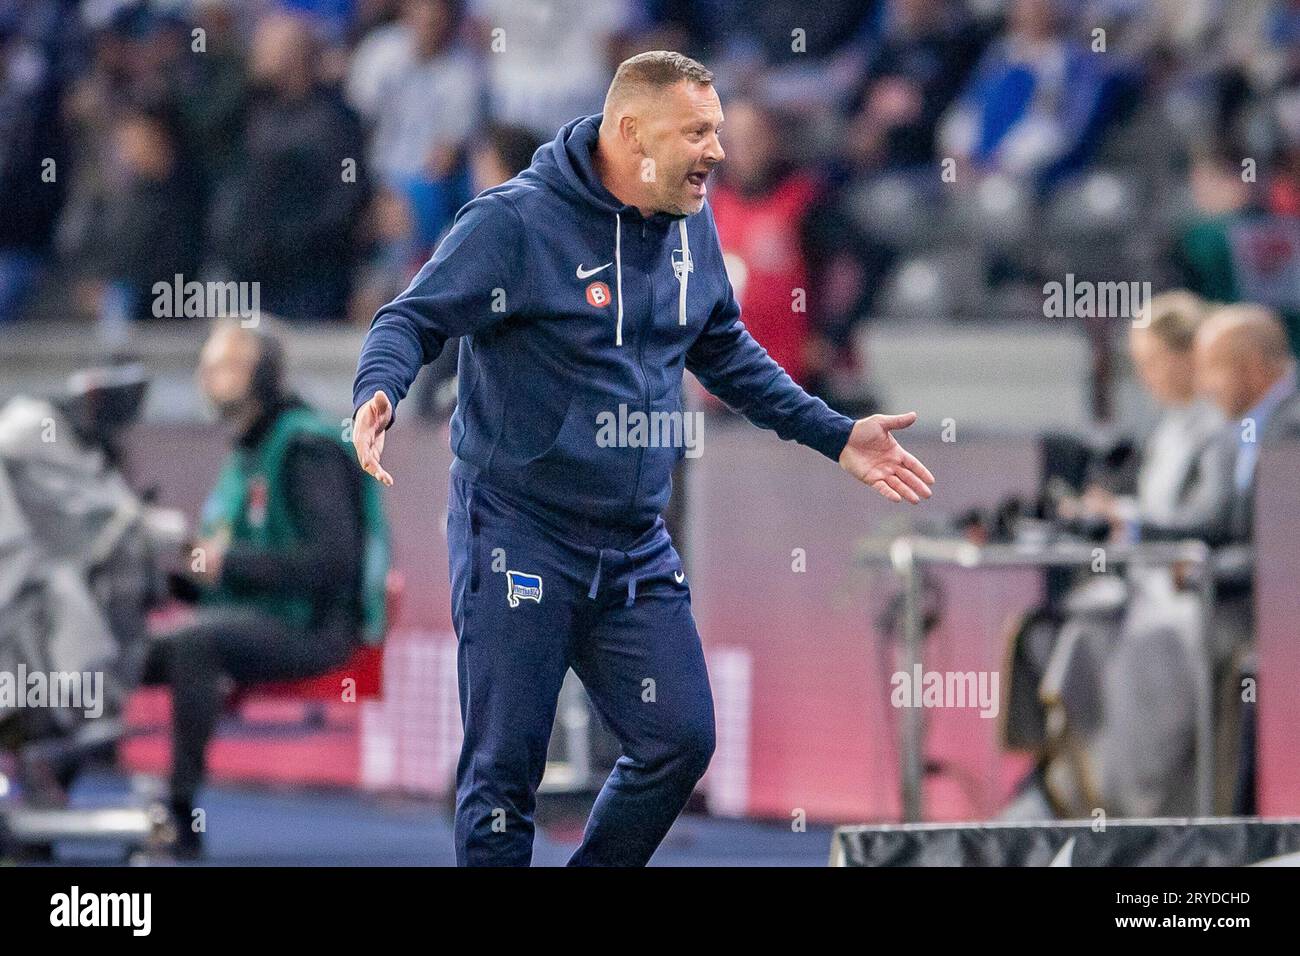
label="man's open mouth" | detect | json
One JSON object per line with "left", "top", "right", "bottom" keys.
{"left": 686, "top": 170, "right": 709, "bottom": 193}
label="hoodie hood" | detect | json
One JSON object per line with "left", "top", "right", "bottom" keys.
{"left": 528, "top": 113, "right": 686, "bottom": 224}
{"left": 524, "top": 113, "right": 693, "bottom": 347}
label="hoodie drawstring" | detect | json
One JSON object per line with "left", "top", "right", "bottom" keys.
{"left": 677, "top": 218, "right": 691, "bottom": 326}
{"left": 586, "top": 547, "right": 641, "bottom": 606}
{"left": 614, "top": 212, "right": 624, "bottom": 346}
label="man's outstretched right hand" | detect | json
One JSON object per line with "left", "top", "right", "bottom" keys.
{"left": 353, "top": 389, "right": 394, "bottom": 486}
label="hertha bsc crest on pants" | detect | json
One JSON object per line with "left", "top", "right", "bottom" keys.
{"left": 505, "top": 570, "right": 543, "bottom": 607}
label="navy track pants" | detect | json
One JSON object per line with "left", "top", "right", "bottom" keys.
{"left": 446, "top": 473, "right": 715, "bottom": 866}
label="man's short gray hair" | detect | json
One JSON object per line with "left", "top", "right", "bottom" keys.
{"left": 604, "top": 50, "right": 713, "bottom": 115}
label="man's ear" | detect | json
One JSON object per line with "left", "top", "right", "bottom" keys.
{"left": 618, "top": 113, "right": 642, "bottom": 154}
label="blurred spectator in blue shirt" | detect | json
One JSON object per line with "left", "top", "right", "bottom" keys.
{"left": 938, "top": 0, "right": 1118, "bottom": 190}
{"left": 364, "top": 0, "right": 480, "bottom": 248}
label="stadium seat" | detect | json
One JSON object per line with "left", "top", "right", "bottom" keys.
{"left": 878, "top": 252, "right": 986, "bottom": 322}
{"left": 953, "top": 173, "right": 1034, "bottom": 249}
{"left": 1046, "top": 169, "right": 1141, "bottom": 237}
{"left": 234, "top": 570, "right": 404, "bottom": 703}
{"left": 845, "top": 172, "right": 938, "bottom": 249}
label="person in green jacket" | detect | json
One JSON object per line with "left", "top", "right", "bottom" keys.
{"left": 146, "top": 319, "right": 388, "bottom": 858}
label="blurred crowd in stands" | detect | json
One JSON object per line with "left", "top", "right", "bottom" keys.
{"left": 5, "top": 0, "right": 1300, "bottom": 415}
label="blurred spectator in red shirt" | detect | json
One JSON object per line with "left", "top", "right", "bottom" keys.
{"left": 709, "top": 100, "right": 820, "bottom": 389}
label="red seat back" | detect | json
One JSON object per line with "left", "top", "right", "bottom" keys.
{"left": 245, "top": 570, "right": 405, "bottom": 701}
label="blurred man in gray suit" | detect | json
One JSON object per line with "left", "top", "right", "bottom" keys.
{"left": 1194, "top": 303, "right": 1300, "bottom": 812}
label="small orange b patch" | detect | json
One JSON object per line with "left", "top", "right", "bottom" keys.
{"left": 586, "top": 281, "right": 611, "bottom": 308}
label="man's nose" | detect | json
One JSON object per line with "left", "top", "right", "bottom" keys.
{"left": 706, "top": 134, "right": 724, "bottom": 163}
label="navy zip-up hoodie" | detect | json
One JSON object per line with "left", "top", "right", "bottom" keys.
{"left": 353, "top": 113, "right": 855, "bottom": 533}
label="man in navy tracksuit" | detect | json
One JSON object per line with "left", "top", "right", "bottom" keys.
{"left": 351, "top": 52, "right": 935, "bottom": 866}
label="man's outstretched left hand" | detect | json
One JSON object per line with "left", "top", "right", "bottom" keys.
{"left": 838, "top": 412, "right": 935, "bottom": 504}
